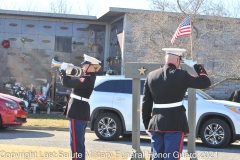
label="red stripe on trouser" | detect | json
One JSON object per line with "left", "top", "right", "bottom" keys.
{"left": 71, "top": 119, "right": 77, "bottom": 160}
{"left": 177, "top": 133, "right": 185, "bottom": 160}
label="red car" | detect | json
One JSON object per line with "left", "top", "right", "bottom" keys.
{"left": 0, "top": 93, "right": 28, "bottom": 128}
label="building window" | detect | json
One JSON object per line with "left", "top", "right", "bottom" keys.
{"left": 117, "top": 80, "right": 145, "bottom": 95}
{"left": 94, "top": 80, "right": 120, "bottom": 92}
{"left": 54, "top": 36, "right": 72, "bottom": 53}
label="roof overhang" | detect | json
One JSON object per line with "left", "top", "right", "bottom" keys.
{"left": 0, "top": 7, "right": 151, "bottom": 23}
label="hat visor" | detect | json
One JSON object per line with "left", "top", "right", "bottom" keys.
{"left": 81, "top": 61, "right": 91, "bottom": 65}
{"left": 167, "top": 53, "right": 182, "bottom": 60}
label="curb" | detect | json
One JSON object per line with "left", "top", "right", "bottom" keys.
{"left": 13, "top": 126, "right": 92, "bottom": 132}
{"left": 14, "top": 126, "right": 69, "bottom": 131}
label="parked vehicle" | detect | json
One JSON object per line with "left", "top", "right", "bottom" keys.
{"left": 0, "top": 93, "right": 28, "bottom": 128}
{"left": 89, "top": 75, "right": 240, "bottom": 148}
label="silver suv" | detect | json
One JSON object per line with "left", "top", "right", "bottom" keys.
{"left": 89, "top": 75, "right": 240, "bottom": 148}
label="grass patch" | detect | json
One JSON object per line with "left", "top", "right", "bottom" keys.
{"left": 23, "top": 113, "right": 69, "bottom": 128}
{"left": 27, "top": 113, "right": 66, "bottom": 119}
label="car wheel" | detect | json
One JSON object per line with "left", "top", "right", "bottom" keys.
{"left": 94, "top": 113, "right": 122, "bottom": 141}
{"left": 200, "top": 119, "right": 231, "bottom": 148}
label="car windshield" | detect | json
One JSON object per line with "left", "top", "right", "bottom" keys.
{"left": 197, "top": 89, "right": 214, "bottom": 100}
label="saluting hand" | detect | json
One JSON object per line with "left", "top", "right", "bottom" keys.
{"left": 182, "top": 58, "right": 197, "bottom": 68}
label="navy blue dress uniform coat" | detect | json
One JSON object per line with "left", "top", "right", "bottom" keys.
{"left": 61, "top": 70, "right": 96, "bottom": 121}
{"left": 142, "top": 63, "right": 211, "bottom": 134}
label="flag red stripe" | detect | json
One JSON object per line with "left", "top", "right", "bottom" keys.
{"left": 171, "top": 15, "right": 191, "bottom": 44}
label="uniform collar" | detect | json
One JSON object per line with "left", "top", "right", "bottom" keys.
{"left": 164, "top": 63, "right": 177, "bottom": 68}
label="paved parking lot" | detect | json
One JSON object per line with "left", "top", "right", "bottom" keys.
{"left": 0, "top": 128, "right": 240, "bottom": 160}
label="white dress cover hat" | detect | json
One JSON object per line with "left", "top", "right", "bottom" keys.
{"left": 162, "top": 48, "right": 186, "bottom": 57}
{"left": 81, "top": 54, "right": 101, "bottom": 65}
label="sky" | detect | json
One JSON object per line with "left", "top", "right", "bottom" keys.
{"left": 0, "top": 0, "right": 238, "bottom": 18}
{"left": 0, "top": 0, "right": 151, "bottom": 16}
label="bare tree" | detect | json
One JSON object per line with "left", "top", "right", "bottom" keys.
{"left": 229, "top": 0, "right": 240, "bottom": 18}
{"left": 85, "top": 0, "right": 94, "bottom": 15}
{"left": 129, "top": 0, "right": 240, "bottom": 93}
{"left": 49, "top": 0, "right": 72, "bottom": 14}
{"left": 0, "top": 0, "right": 47, "bottom": 12}
{"left": 20, "top": 0, "right": 38, "bottom": 12}
{"left": 76, "top": 0, "right": 101, "bottom": 16}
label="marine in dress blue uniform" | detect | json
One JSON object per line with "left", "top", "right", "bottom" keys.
{"left": 60, "top": 54, "right": 101, "bottom": 160}
{"left": 142, "top": 48, "right": 211, "bottom": 160}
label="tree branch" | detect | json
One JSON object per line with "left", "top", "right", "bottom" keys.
{"left": 211, "top": 60, "right": 240, "bottom": 77}
{"left": 203, "top": 77, "right": 240, "bottom": 91}
{"left": 149, "top": 29, "right": 159, "bottom": 45}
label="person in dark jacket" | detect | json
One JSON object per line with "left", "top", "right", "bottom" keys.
{"left": 142, "top": 48, "right": 211, "bottom": 160}
{"left": 232, "top": 90, "right": 240, "bottom": 103}
{"left": 60, "top": 54, "right": 101, "bottom": 160}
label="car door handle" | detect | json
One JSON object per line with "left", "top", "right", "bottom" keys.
{"left": 115, "top": 97, "right": 125, "bottom": 101}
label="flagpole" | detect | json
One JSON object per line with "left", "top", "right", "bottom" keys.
{"left": 188, "top": 15, "right": 198, "bottom": 160}
{"left": 190, "top": 16, "right": 193, "bottom": 60}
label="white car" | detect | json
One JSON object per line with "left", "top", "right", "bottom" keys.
{"left": 89, "top": 75, "right": 240, "bottom": 148}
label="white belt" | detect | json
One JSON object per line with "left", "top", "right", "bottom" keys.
{"left": 70, "top": 93, "right": 89, "bottom": 102}
{"left": 154, "top": 101, "right": 183, "bottom": 108}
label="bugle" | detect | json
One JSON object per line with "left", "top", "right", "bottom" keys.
{"left": 51, "top": 59, "right": 83, "bottom": 77}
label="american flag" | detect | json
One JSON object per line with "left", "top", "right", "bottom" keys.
{"left": 171, "top": 15, "right": 191, "bottom": 44}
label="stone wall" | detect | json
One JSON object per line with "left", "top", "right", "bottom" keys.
{"left": 123, "top": 12, "right": 240, "bottom": 100}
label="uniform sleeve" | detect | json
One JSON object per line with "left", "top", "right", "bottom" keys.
{"left": 185, "top": 64, "right": 211, "bottom": 89}
{"left": 61, "top": 75, "right": 93, "bottom": 89}
{"left": 142, "top": 77, "right": 153, "bottom": 130}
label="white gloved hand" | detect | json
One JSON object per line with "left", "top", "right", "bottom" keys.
{"left": 68, "top": 63, "right": 74, "bottom": 67}
{"left": 66, "top": 65, "right": 74, "bottom": 75}
{"left": 60, "top": 62, "right": 69, "bottom": 70}
{"left": 146, "top": 130, "right": 151, "bottom": 136}
{"left": 182, "top": 58, "right": 197, "bottom": 68}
